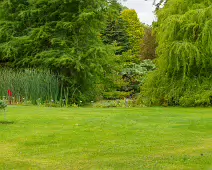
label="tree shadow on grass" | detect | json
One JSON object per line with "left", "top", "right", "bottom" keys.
{"left": 0, "top": 121, "right": 14, "bottom": 125}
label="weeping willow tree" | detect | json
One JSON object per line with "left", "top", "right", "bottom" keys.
{"left": 142, "top": 0, "right": 212, "bottom": 106}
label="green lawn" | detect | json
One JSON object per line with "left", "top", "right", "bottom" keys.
{"left": 0, "top": 106, "right": 212, "bottom": 170}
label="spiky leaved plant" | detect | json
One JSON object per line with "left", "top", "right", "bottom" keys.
{"left": 0, "top": 100, "right": 7, "bottom": 120}
{"left": 0, "top": 68, "right": 61, "bottom": 105}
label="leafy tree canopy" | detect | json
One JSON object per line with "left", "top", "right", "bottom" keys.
{"left": 142, "top": 0, "right": 212, "bottom": 106}
{"left": 120, "top": 9, "right": 144, "bottom": 57}
{"left": 102, "top": 5, "right": 147, "bottom": 97}
{"left": 0, "top": 0, "right": 119, "bottom": 102}
{"left": 140, "top": 26, "right": 157, "bottom": 60}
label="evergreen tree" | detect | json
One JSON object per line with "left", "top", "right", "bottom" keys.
{"left": 102, "top": 0, "right": 130, "bottom": 55}
{"left": 0, "top": 0, "right": 117, "bottom": 103}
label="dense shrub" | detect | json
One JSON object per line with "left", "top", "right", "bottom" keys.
{"left": 179, "top": 90, "right": 212, "bottom": 107}
{"left": 0, "top": 100, "right": 7, "bottom": 110}
{"left": 92, "top": 99, "right": 135, "bottom": 108}
{"left": 102, "top": 91, "right": 131, "bottom": 100}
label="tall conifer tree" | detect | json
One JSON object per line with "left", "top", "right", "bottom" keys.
{"left": 0, "top": 0, "right": 117, "bottom": 102}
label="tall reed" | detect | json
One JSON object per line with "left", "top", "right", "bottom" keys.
{"left": 0, "top": 68, "right": 62, "bottom": 105}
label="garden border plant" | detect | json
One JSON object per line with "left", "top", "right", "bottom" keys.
{"left": 0, "top": 100, "right": 7, "bottom": 120}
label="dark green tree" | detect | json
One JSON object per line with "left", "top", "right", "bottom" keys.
{"left": 102, "top": 0, "right": 130, "bottom": 55}
{"left": 103, "top": 6, "right": 148, "bottom": 98}
{"left": 0, "top": 0, "right": 117, "bottom": 103}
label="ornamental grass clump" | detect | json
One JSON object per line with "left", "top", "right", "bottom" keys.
{"left": 0, "top": 68, "right": 63, "bottom": 105}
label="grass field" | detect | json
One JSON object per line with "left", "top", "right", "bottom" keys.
{"left": 0, "top": 106, "right": 212, "bottom": 170}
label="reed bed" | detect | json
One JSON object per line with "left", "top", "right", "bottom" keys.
{"left": 0, "top": 68, "right": 63, "bottom": 105}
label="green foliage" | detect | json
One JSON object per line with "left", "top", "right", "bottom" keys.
{"left": 140, "top": 26, "right": 157, "bottom": 60}
{"left": 0, "top": 68, "right": 61, "bottom": 105}
{"left": 179, "top": 90, "right": 212, "bottom": 107}
{"left": 0, "top": 0, "right": 117, "bottom": 103}
{"left": 121, "top": 9, "right": 144, "bottom": 57}
{"left": 92, "top": 100, "right": 121, "bottom": 108}
{"left": 102, "top": 5, "right": 149, "bottom": 98}
{"left": 91, "top": 99, "right": 135, "bottom": 108}
{"left": 0, "top": 100, "right": 7, "bottom": 120}
{"left": 121, "top": 60, "right": 156, "bottom": 93}
{"left": 103, "top": 4, "right": 145, "bottom": 57}
{"left": 103, "top": 16, "right": 130, "bottom": 55}
{"left": 142, "top": 0, "right": 212, "bottom": 106}
{"left": 0, "top": 100, "right": 7, "bottom": 110}
{"left": 102, "top": 1, "right": 130, "bottom": 55}
{"left": 102, "top": 91, "right": 131, "bottom": 100}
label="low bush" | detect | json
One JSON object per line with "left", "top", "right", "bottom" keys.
{"left": 0, "top": 100, "right": 7, "bottom": 110}
{"left": 92, "top": 99, "right": 137, "bottom": 108}
{"left": 179, "top": 90, "right": 212, "bottom": 107}
{"left": 102, "top": 91, "right": 131, "bottom": 100}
